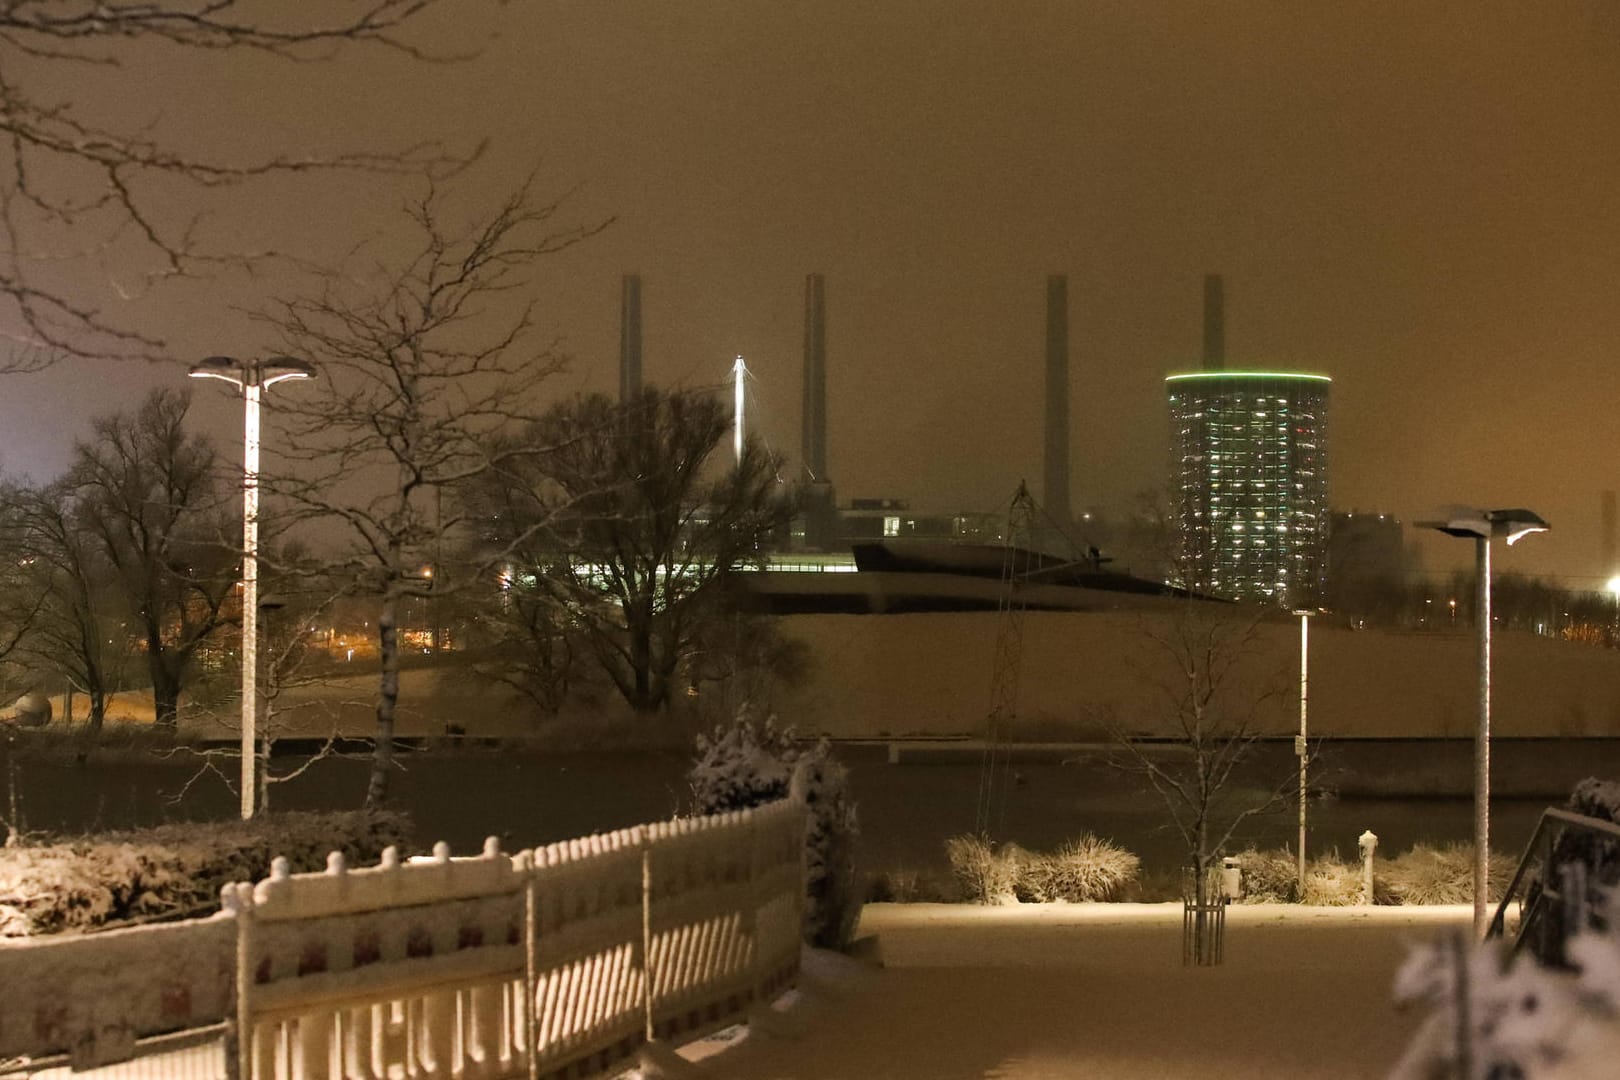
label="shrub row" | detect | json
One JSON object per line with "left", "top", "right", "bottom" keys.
{"left": 943, "top": 833, "right": 1141, "bottom": 904}
{"left": 1234, "top": 842, "right": 1515, "bottom": 906}
{"left": 874, "top": 839, "right": 1516, "bottom": 907}
{"left": 0, "top": 810, "right": 410, "bottom": 936}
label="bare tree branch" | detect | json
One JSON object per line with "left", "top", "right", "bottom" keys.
{"left": 0, "top": 0, "right": 473, "bottom": 365}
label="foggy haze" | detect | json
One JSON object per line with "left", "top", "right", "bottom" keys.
{"left": 3, "top": 2, "right": 1617, "bottom": 583}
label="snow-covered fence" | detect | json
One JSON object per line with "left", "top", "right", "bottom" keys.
{"left": 231, "top": 838, "right": 529, "bottom": 1080}
{"left": 0, "top": 798, "right": 807, "bottom": 1080}
{"left": 0, "top": 913, "right": 234, "bottom": 1075}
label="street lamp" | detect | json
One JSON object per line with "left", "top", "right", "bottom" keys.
{"left": 188, "top": 356, "right": 315, "bottom": 819}
{"left": 1420, "top": 506, "right": 1549, "bottom": 936}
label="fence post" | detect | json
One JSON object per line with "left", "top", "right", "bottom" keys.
{"left": 641, "top": 833, "right": 655, "bottom": 1045}
{"left": 523, "top": 850, "right": 539, "bottom": 1080}
{"left": 227, "top": 881, "right": 254, "bottom": 1080}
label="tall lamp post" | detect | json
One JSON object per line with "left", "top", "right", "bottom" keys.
{"left": 1293, "top": 609, "right": 1311, "bottom": 895}
{"left": 189, "top": 356, "right": 315, "bottom": 819}
{"left": 1420, "top": 507, "right": 1549, "bottom": 936}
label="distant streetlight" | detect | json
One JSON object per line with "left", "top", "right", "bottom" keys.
{"left": 1419, "top": 507, "right": 1550, "bottom": 936}
{"left": 189, "top": 356, "right": 315, "bottom": 819}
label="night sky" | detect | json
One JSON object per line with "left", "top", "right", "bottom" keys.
{"left": 3, "top": 3, "right": 1618, "bottom": 583}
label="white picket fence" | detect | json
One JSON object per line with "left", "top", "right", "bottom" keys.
{"left": 0, "top": 798, "right": 807, "bottom": 1080}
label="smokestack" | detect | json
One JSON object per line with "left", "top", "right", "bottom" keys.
{"left": 1604, "top": 490, "right": 1617, "bottom": 573}
{"left": 1044, "top": 274, "right": 1071, "bottom": 527}
{"left": 801, "top": 273, "right": 836, "bottom": 550}
{"left": 1203, "top": 273, "right": 1225, "bottom": 371}
{"left": 619, "top": 274, "right": 642, "bottom": 403}
{"left": 802, "top": 273, "right": 827, "bottom": 481}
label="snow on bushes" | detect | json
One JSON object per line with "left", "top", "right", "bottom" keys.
{"left": 0, "top": 810, "right": 408, "bottom": 936}
{"left": 945, "top": 834, "right": 1140, "bottom": 904}
{"left": 1382, "top": 842, "right": 1513, "bottom": 906}
{"left": 688, "top": 710, "right": 860, "bottom": 950}
{"left": 1391, "top": 896, "right": 1620, "bottom": 1077}
{"left": 944, "top": 835, "right": 1021, "bottom": 904}
{"left": 1023, "top": 835, "right": 1141, "bottom": 902}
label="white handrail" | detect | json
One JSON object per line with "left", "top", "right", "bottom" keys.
{"left": 0, "top": 798, "right": 808, "bottom": 1080}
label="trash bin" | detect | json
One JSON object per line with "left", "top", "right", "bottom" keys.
{"left": 1220, "top": 856, "right": 1243, "bottom": 901}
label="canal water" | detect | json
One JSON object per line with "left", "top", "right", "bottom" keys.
{"left": 9, "top": 739, "right": 1616, "bottom": 880}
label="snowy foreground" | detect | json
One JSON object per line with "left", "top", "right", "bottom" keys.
{"left": 654, "top": 902, "right": 1474, "bottom": 1080}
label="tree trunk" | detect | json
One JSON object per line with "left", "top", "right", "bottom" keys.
{"left": 366, "top": 588, "right": 399, "bottom": 807}
{"left": 86, "top": 688, "right": 105, "bottom": 739}
{"left": 630, "top": 622, "right": 654, "bottom": 711}
{"left": 150, "top": 662, "right": 181, "bottom": 731}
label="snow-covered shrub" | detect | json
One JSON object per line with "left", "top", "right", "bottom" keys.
{"left": 1383, "top": 842, "right": 1513, "bottom": 906}
{"left": 944, "top": 834, "right": 1020, "bottom": 904}
{"left": 0, "top": 810, "right": 408, "bottom": 936}
{"left": 688, "top": 710, "right": 860, "bottom": 950}
{"left": 1390, "top": 896, "right": 1620, "bottom": 1079}
{"left": 1300, "top": 850, "right": 1363, "bottom": 906}
{"left": 1232, "top": 847, "right": 1300, "bottom": 903}
{"left": 1022, "top": 834, "right": 1140, "bottom": 902}
{"left": 943, "top": 835, "right": 1004, "bottom": 903}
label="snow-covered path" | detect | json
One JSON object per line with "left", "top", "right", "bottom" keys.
{"left": 689, "top": 903, "right": 1474, "bottom": 1080}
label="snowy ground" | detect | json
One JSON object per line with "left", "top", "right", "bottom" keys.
{"left": 674, "top": 902, "right": 1475, "bottom": 1080}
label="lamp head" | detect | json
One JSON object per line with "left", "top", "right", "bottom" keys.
{"left": 1418, "top": 506, "right": 1549, "bottom": 545}
{"left": 1487, "top": 508, "right": 1550, "bottom": 546}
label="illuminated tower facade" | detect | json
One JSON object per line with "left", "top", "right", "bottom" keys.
{"left": 1166, "top": 371, "right": 1331, "bottom": 607}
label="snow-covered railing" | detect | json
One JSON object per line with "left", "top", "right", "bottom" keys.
{"left": 0, "top": 798, "right": 807, "bottom": 1080}
{"left": 1487, "top": 805, "right": 1620, "bottom": 966}
{"left": 0, "top": 912, "right": 234, "bottom": 1075}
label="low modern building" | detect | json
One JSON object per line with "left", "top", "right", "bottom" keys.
{"left": 1167, "top": 370, "right": 1331, "bottom": 607}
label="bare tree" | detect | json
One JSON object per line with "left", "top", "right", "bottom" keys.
{"left": 257, "top": 181, "right": 606, "bottom": 806}
{"left": 473, "top": 387, "right": 796, "bottom": 716}
{"left": 0, "top": 1, "right": 468, "bottom": 365}
{"left": 168, "top": 554, "right": 349, "bottom": 812}
{"left": 68, "top": 387, "right": 236, "bottom": 729}
{"left": 1106, "top": 604, "right": 1293, "bottom": 960}
{"left": 11, "top": 479, "right": 135, "bottom": 743}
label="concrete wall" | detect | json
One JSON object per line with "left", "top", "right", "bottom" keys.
{"left": 772, "top": 611, "right": 1620, "bottom": 739}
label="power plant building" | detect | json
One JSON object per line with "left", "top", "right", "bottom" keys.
{"left": 1167, "top": 370, "right": 1331, "bottom": 607}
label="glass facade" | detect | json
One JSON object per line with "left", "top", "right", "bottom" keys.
{"left": 1166, "top": 371, "right": 1331, "bottom": 607}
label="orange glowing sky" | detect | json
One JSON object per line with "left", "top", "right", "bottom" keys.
{"left": 3, "top": 2, "right": 1618, "bottom": 583}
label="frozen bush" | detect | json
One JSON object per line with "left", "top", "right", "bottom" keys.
{"left": 1232, "top": 847, "right": 1300, "bottom": 903}
{"left": 689, "top": 710, "right": 860, "bottom": 950}
{"left": 0, "top": 810, "right": 408, "bottom": 936}
{"left": 1384, "top": 843, "right": 1514, "bottom": 906}
{"left": 944, "top": 834, "right": 1020, "bottom": 904}
{"left": 1023, "top": 834, "right": 1140, "bottom": 902}
{"left": 1300, "top": 850, "right": 1363, "bottom": 906}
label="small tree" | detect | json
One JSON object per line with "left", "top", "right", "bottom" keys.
{"left": 66, "top": 389, "right": 236, "bottom": 730}
{"left": 479, "top": 388, "right": 795, "bottom": 715}
{"left": 12, "top": 480, "right": 135, "bottom": 744}
{"left": 1106, "top": 605, "right": 1292, "bottom": 961}
{"left": 259, "top": 180, "right": 604, "bottom": 805}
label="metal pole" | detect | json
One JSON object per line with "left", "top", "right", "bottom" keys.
{"left": 1297, "top": 612, "right": 1309, "bottom": 895}
{"left": 241, "top": 374, "right": 261, "bottom": 821}
{"left": 733, "top": 355, "right": 746, "bottom": 465}
{"left": 1474, "top": 534, "right": 1491, "bottom": 937}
